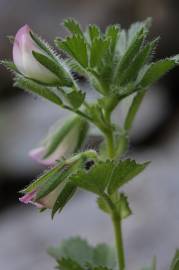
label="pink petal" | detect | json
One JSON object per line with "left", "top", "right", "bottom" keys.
{"left": 29, "top": 146, "right": 57, "bottom": 166}
{"left": 19, "top": 190, "right": 36, "bottom": 204}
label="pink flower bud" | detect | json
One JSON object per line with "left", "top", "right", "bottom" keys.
{"left": 13, "top": 25, "right": 59, "bottom": 84}
{"left": 29, "top": 116, "right": 89, "bottom": 166}
{"left": 19, "top": 187, "right": 62, "bottom": 209}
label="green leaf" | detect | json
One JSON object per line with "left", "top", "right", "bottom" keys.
{"left": 14, "top": 75, "right": 63, "bottom": 106}
{"left": 48, "top": 237, "right": 94, "bottom": 265}
{"left": 58, "top": 258, "right": 84, "bottom": 270}
{"left": 64, "top": 89, "right": 85, "bottom": 109}
{"left": 105, "top": 24, "right": 121, "bottom": 53}
{"left": 48, "top": 237, "right": 116, "bottom": 269}
{"left": 87, "top": 24, "right": 101, "bottom": 43}
{"left": 64, "top": 18, "right": 83, "bottom": 36}
{"left": 170, "top": 250, "right": 179, "bottom": 270}
{"left": 124, "top": 90, "right": 146, "bottom": 131}
{"left": 139, "top": 58, "right": 178, "bottom": 88}
{"left": 97, "top": 192, "right": 132, "bottom": 219}
{"left": 107, "top": 159, "right": 149, "bottom": 194}
{"left": 89, "top": 38, "right": 109, "bottom": 68}
{"left": 58, "top": 35, "right": 88, "bottom": 68}
{"left": 116, "top": 29, "right": 127, "bottom": 56}
{"left": 32, "top": 51, "right": 73, "bottom": 87}
{"left": 127, "top": 18, "right": 151, "bottom": 45}
{"left": 119, "top": 38, "right": 159, "bottom": 85}
{"left": 52, "top": 182, "right": 76, "bottom": 218}
{"left": 114, "top": 27, "right": 147, "bottom": 84}
{"left": 70, "top": 161, "right": 114, "bottom": 195}
{"left": 93, "top": 244, "right": 116, "bottom": 269}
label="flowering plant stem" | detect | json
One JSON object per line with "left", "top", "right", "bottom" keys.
{"left": 105, "top": 130, "right": 126, "bottom": 270}
{"left": 4, "top": 18, "right": 179, "bottom": 270}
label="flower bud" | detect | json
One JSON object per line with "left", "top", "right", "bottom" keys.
{"left": 13, "top": 25, "right": 59, "bottom": 84}
{"left": 29, "top": 116, "right": 89, "bottom": 166}
{"left": 19, "top": 150, "right": 97, "bottom": 210}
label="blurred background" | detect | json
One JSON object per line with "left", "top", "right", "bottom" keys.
{"left": 0, "top": 1, "right": 179, "bottom": 269}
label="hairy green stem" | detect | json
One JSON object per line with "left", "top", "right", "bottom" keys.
{"left": 112, "top": 214, "right": 125, "bottom": 270}
{"left": 103, "top": 193, "right": 125, "bottom": 270}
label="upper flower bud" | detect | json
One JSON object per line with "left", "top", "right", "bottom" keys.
{"left": 29, "top": 116, "right": 89, "bottom": 166}
{"left": 13, "top": 25, "right": 59, "bottom": 84}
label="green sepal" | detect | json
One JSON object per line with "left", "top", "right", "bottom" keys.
{"left": 43, "top": 116, "right": 79, "bottom": 158}
{"left": 14, "top": 74, "right": 63, "bottom": 106}
{"left": 107, "top": 159, "right": 150, "bottom": 194}
{"left": 1, "top": 60, "right": 19, "bottom": 74}
{"left": 36, "top": 158, "right": 82, "bottom": 200}
{"left": 30, "top": 31, "right": 59, "bottom": 61}
{"left": 51, "top": 182, "right": 77, "bottom": 218}
{"left": 32, "top": 51, "right": 73, "bottom": 87}
{"left": 22, "top": 161, "right": 65, "bottom": 193}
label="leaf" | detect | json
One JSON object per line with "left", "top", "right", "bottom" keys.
{"left": 89, "top": 38, "right": 109, "bottom": 68}
{"left": 127, "top": 18, "right": 151, "bottom": 45}
{"left": 107, "top": 159, "right": 149, "bottom": 194}
{"left": 114, "top": 27, "right": 147, "bottom": 84}
{"left": 52, "top": 182, "right": 76, "bottom": 218}
{"left": 64, "top": 89, "right": 85, "bottom": 109}
{"left": 93, "top": 244, "right": 116, "bottom": 269}
{"left": 48, "top": 237, "right": 94, "bottom": 265}
{"left": 48, "top": 237, "right": 116, "bottom": 269}
{"left": 170, "top": 250, "right": 179, "bottom": 270}
{"left": 139, "top": 58, "right": 178, "bottom": 88}
{"left": 119, "top": 38, "right": 159, "bottom": 85}
{"left": 70, "top": 161, "right": 114, "bottom": 195}
{"left": 116, "top": 29, "right": 127, "bottom": 56}
{"left": 14, "top": 75, "right": 63, "bottom": 106}
{"left": 97, "top": 192, "right": 132, "bottom": 219}
{"left": 58, "top": 35, "right": 88, "bottom": 68}
{"left": 87, "top": 24, "right": 101, "bottom": 43}
{"left": 58, "top": 258, "right": 84, "bottom": 270}
{"left": 124, "top": 90, "right": 146, "bottom": 131}
{"left": 64, "top": 18, "right": 83, "bottom": 36}
{"left": 32, "top": 51, "right": 73, "bottom": 87}
{"left": 105, "top": 24, "right": 121, "bottom": 53}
